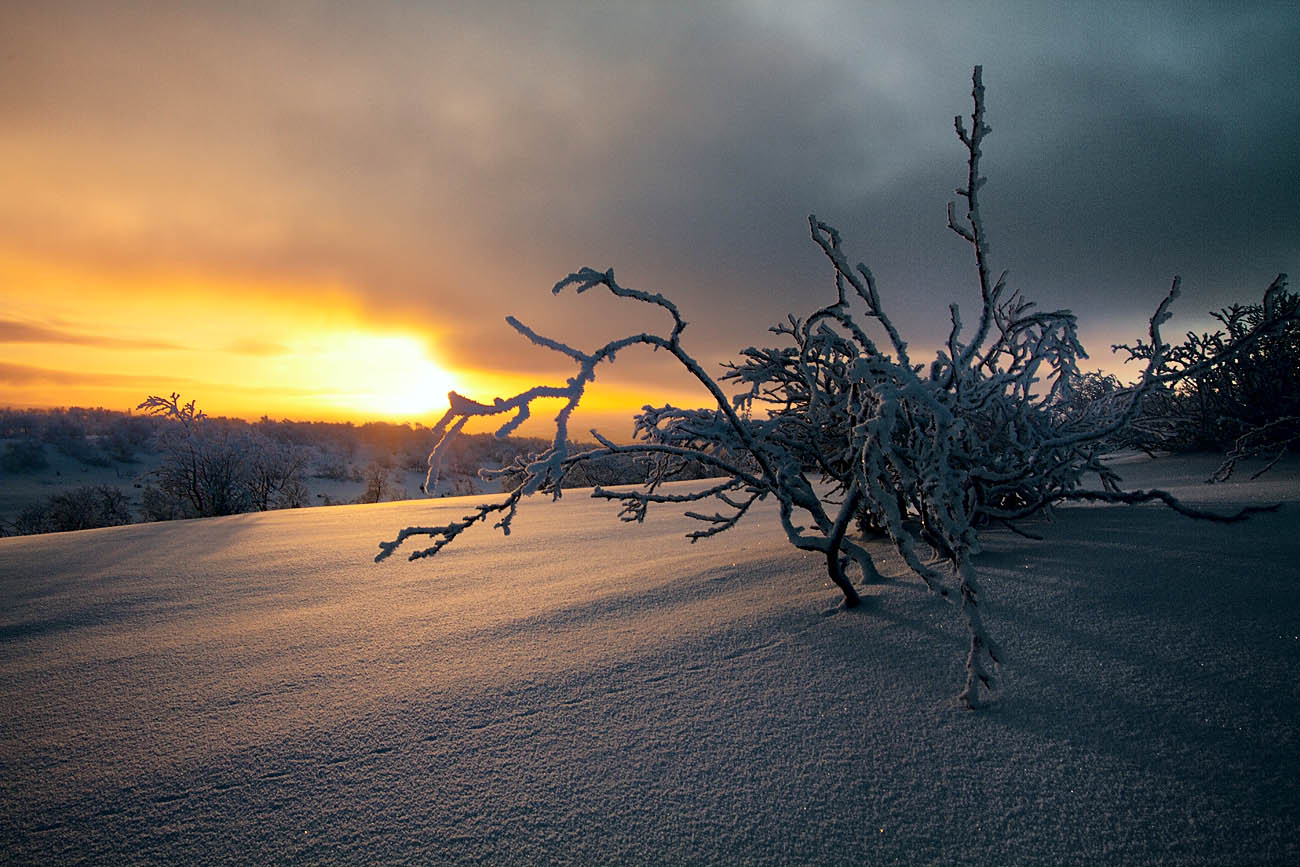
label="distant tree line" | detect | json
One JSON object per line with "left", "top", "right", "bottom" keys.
{"left": 0, "top": 399, "right": 709, "bottom": 536}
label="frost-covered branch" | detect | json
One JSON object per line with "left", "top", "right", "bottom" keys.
{"left": 1054, "top": 487, "right": 1279, "bottom": 522}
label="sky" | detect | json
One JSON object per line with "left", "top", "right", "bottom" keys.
{"left": 1, "top": 0, "right": 1296, "bottom": 436}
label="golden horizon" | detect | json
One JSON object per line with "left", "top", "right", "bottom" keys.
{"left": 0, "top": 255, "right": 710, "bottom": 437}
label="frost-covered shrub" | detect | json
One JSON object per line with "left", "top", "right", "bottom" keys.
{"left": 139, "top": 394, "right": 253, "bottom": 517}
{"left": 244, "top": 436, "right": 311, "bottom": 511}
{"left": 53, "top": 434, "right": 110, "bottom": 467}
{"left": 380, "top": 68, "right": 1293, "bottom": 706}
{"left": 45, "top": 485, "right": 133, "bottom": 532}
{"left": 32, "top": 411, "right": 110, "bottom": 467}
{"left": 101, "top": 414, "right": 156, "bottom": 464}
{"left": 1115, "top": 291, "right": 1300, "bottom": 477}
{"left": 357, "top": 460, "right": 397, "bottom": 504}
{"left": 274, "top": 478, "right": 311, "bottom": 509}
{"left": 402, "top": 449, "right": 431, "bottom": 472}
{"left": 492, "top": 444, "right": 696, "bottom": 490}
{"left": 552, "top": 452, "right": 645, "bottom": 489}
{"left": 139, "top": 484, "right": 185, "bottom": 522}
{"left": 5, "top": 484, "right": 133, "bottom": 535}
{"left": 138, "top": 393, "right": 309, "bottom": 517}
{"left": 312, "top": 451, "right": 353, "bottom": 482}
{"left": 1, "top": 438, "right": 49, "bottom": 473}
{"left": 7, "top": 502, "right": 53, "bottom": 536}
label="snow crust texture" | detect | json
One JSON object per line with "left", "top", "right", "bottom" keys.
{"left": 1, "top": 455, "right": 1298, "bottom": 864}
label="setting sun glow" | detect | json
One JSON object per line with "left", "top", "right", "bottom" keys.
{"left": 313, "top": 334, "right": 455, "bottom": 421}
{"left": 0, "top": 242, "right": 707, "bottom": 435}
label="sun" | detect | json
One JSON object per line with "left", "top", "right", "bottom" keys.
{"left": 315, "top": 333, "right": 456, "bottom": 421}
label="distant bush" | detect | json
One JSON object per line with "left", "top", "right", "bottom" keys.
{"left": 245, "top": 436, "right": 312, "bottom": 511}
{"left": 1, "top": 438, "right": 49, "bottom": 473}
{"left": 139, "top": 484, "right": 185, "bottom": 522}
{"left": 5, "top": 484, "right": 133, "bottom": 535}
{"left": 1117, "top": 290, "right": 1300, "bottom": 476}
{"left": 8, "top": 502, "right": 53, "bottom": 536}
{"left": 274, "top": 478, "right": 310, "bottom": 509}
{"left": 357, "top": 460, "right": 396, "bottom": 504}
{"left": 47, "top": 485, "right": 133, "bottom": 531}
{"left": 501, "top": 450, "right": 702, "bottom": 490}
{"left": 54, "top": 434, "right": 111, "bottom": 467}
{"left": 312, "top": 451, "right": 353, "bottom": 481}
{"left": 401, "top": 449, "right": 430, "bottom": 472}
{"left": 100, "top": 414, "right": 157, "bottom": 463}
{"left": 36, "top": 412, "right": 83, "bottom": 447}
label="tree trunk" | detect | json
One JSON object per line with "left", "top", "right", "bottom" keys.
{"left": 826, "top": 550, "right": 862, "bottom": 607}
{"left": 827, "top": 484, "right": 863, "bottom": 607}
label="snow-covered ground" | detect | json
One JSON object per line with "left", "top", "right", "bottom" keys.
{"left": 2, "top": 453, "right": 1298, "bottom": 864}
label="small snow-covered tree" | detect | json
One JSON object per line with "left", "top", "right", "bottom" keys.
{"left": 244, "top": 435, "right": 311, "bottom": 510}
{"left": 139, "top": 393, "right": 310, "bottom": 517}
{"left": 139, "top": 393, "right": 252, "bottom": 517}
{"left": 379, "top": 68, "right": 1294, "bottom": 707}
{"left": 357, "top": 459, "right": 397, "bottom": 504}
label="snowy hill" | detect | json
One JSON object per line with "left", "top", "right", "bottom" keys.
{"left": 2, "top": 454, "right": 1298, "bottom": 864}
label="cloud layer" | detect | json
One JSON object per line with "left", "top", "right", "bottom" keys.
{"left": 2, "top": 1, "right": 1296, "bottom": 420}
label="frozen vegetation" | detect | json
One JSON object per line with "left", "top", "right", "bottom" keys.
{"left": 380, "top": 69, "right": 1297, "bottom": 706}
{"left": 1, "top": 453, "right": 1298, "bottom": 863}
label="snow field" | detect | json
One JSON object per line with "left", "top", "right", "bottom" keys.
{"left": 1, "top": 454, "right": 1297, "bottom": 864}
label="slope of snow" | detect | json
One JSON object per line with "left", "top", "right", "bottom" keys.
{"left": 1, "top": 454, "right": 1298, "bottom": 864}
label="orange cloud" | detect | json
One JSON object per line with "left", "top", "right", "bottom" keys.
{"left": 0, "top": 319, "right": 184, "bottom": 350}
